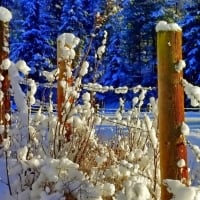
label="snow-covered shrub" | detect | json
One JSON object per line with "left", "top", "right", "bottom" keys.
{"left": 182, "top": 79, "right": 200, "bottom": 107}
{"left": 1, "top": 52, "right": 160, "bottom": 199}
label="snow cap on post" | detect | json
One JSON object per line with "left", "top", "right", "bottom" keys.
{"left": 57, "top": 33, "right": 80, "bottom": 49}
{"left": 0, "top": 7, "right": 12, "bottom": 22}
{"left": 156, "top": 21, "right": 182, "bottom": 32}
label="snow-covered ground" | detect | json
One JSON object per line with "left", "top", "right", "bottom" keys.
{"left": 186, "top": 113, "right": 200, "bottom": 186}
{"left": 0, "top": 159, "right": 11, "bottom": 200}
{"left": 0, "top": 112, "right": 200, "bottom": 199}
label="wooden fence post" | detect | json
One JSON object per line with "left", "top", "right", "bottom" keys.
{"left": 0, "top": 11, "right": 11, "bottom": 140}
{"left": 157, "top": 22, "right": 189, "bottom": 200}
{"left": 57, "top": 37, "right": 68, "bottom": 122}
{"left": 57, "top": 33, "right": 79, "bottom": 142}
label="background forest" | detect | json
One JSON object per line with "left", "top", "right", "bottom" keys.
{"left": 0, "top": 0, "right": 200, "bottom": 108}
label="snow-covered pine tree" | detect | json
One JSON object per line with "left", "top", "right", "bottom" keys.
{"left": 10, "top": 0, "right": 55, "bottom": 81}
{"left": 100, "top": 0, "right": 163, "bottom": 108}
{"left": 181, "top": 2, "right": 200, "bottom": 85}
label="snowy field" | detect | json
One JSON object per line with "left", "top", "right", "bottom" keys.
{"left": 0, "top": 111, "right": 200, "bottom": 199}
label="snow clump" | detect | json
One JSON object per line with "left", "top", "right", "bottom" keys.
{"left": 57, "top": 33, "right": 80, "bottom": 49}
{"left": 57, "top": 33, "right": 80, "bottom": 60}
{"left": 42, "top": 68, "right": 58, "bottom": 82}
{"left": 181, "top": 122, "right": 190, "bottom": 136}
{"left": 175, "top": 60, "right": 186, "bottom": 73}
{"left": 0, "top": 58, "right": 11, "bottom": 70}
{"left": 80, "top": 61, "right": 89, "bottom": 76}
{"left": 156, "top": 21, "right": 182, "bottom": 32}
{"left": 15, "top": 60, "right": 31, "bottom": 75}
{"left": 0, "top": 6, "right": 12, "bottom": 22}
{"left": 163, "top": 179, "right": 200, "bottom": 200}
{"left": 97, "top": 30, "right": 108, "bottom": 59}
{"left": 182, "top": 79, "right": 200, "bottom": 107}
{"left": 177, "top": 159, "right": 186, "bottom": 168}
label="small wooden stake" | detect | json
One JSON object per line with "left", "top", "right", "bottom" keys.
{"left": 157, "top": 30, "right": 189, "bottom": 199}
{"left": 57, "top": 34, "right": 74, "bottom": 142}
{"left": 0, "top": 20, "right": 10, "bottom": 140}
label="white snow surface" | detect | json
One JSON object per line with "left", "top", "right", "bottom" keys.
{"left": 156, "top": 21, "right": 182, "bottom": 32}
{"left": 0, "top": 7, "right": 12, "bottom": 22}
{"left": 164, "top": 179, "right": 200, "bottom": 200}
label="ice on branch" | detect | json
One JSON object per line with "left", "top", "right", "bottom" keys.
{"left": 27, "top": 79, "right": 37, "bottom": 105}
{"left": 144, "top": 114, "right": 158, "bottom": 149}
{"left": 42, "top": 68, "right": 58, "bottom": 82}
{"left": 175, "top": 60, "right": 186, "bottom": 73}
{"left": 188, "top": 141, "right": 200, "bottom": 162}
{"left": 156, "top": 21, "right": 182, "bottom": 32}
{"left": 0, "top": 58, "right": 11, "bottom": 70}
{"left": 0, "top": 7, "right": 12, "bottom": 22}
{"left": 115, "top": 86, "right": 128, "bottom": 94}
{"left": 182, "top": 79, "right": 200, "bottom": 107}
{"left": 181, "top": 122, "right": 190, "bottom": 136}
{"left": 132, "top": 97, "right": 139, "bottom": 107}
{"left": 97, "top": 45, "right": 106, "bottom": 59}
{"left": 15, "top": 60, "right": 31, "bottom": 75}
{"left": 97, "top": 30, "right": 108, "bottom": 59}
{"left": 83, "top": 83, "right": 113, "bottom": 93}
{"left": 80, "top": 61, "right": 89, "bottom": 76}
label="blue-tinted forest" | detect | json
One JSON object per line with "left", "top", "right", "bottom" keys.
{"left": 0, "top": 0, "right": 200, "bottom": 108}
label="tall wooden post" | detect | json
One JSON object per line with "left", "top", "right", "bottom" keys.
{"left": 0, "top": 19, "right": 10, "bottom": 140}
{"left": 57, "top": 33, "right": 78, "bottom": 142}
{"left": 57, "top": 41, "right": 67, "bottom": 122}
{"left": 57, "top": 34, "right": 74, "bottom": 122}
{"left": 157, "top": 25, "right": 189, "bottom": 199}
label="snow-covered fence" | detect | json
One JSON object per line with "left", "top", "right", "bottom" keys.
{"left": 156, "top": 21, "right": 189, "bottom": 200}
{"left": 0, "top": 7, "right": 12, "bottom": 140}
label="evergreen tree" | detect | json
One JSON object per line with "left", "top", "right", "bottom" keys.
{"left": 100, "top": 0, "right": 163, "bottom": 107}
{"left": 59, "top": 0, "right": 95, "bottom": 38}
{"left": 182, "top": 2, "right": 200, "bottom": 85}
{"left": 10, "top": 0, "right": 55, "bottom": 80}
